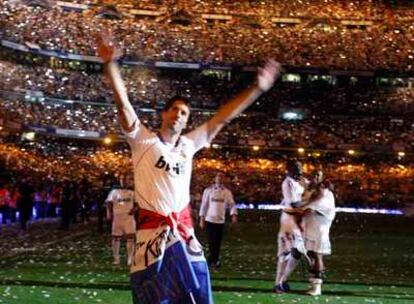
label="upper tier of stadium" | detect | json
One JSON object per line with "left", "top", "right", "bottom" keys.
{"left": 1, "top": 0, "right": 413, "bottom": 72}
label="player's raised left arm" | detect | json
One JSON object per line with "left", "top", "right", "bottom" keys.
{"left": 205, "top": 59, "right": 282, "bottom": 142}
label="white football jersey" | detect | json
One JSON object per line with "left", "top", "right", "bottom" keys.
{"left": 304, "top": 188, "right": 336, "bottom": 229}
{"left": 124, "top": 120, "right": 208, "bottom": 216}
{"left": 281, "top": 176, "right": 305, "bottom": 207}
{"left": 106, "top": 189, "right": 135, "bottom": 215}
{"left": 303, "top": 188, "right": 336, "bottom": 254}
{"left": 199, "top": 185, "right": 237, "bottom": 224}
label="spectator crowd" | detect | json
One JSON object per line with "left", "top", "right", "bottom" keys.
{"left": 0, "top": 140, "right": 412, "bottom": 223}
{"left": 0, "top": 0, "right": 413, "bottom": 227}
{"left": 0, "top": 0, "right": 413, "bottom": 71}
{"left": 1, "top": 60, "right": 414, "bottom": 115}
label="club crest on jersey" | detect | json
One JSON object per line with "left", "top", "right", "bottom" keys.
{"left": 155, "top": 155, "right": 185, "bottom": 176}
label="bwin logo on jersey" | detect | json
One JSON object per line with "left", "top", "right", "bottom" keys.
{"left": 155, "top": 156, "right": 185, "bottom": 175}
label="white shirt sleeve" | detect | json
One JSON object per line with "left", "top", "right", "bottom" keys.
{"left": 184, "top": 123, "right": 209, "bottom": 154}
{"left": 105, "top": 189, "right": 116, "bottom": 203}
{"left": 227, "top": 190, "right": 237, "bottom": 216}
{"left": 307, "top": 190, "right": 336, "bottom": 221}
{"left": 199, "top": 187, "right": 210, "bottom": 217}
{"left": 122, "top": 117, "right": 142, "bottom": 142}
{"left": 282, "top": 178, "right": 295, "bottom": 203}
{"left": 122, "top": 118, "right": 155, "bottom": 155}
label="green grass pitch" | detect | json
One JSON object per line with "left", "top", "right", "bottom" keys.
{"left": 1, "top": 211, "right": 413, "bottom": 303}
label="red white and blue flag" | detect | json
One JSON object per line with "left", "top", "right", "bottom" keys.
{"left": 130, "top": 207, "right": 213, "bottom": 304}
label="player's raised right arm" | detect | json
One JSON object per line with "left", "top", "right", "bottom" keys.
{"left": 97, "top": 33, "right": 138, "bottom": 132}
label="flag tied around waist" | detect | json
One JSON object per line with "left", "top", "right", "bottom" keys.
{"left": 138, "top": 205, "right": 194, "bottom": 241}
{"left": 130, "top": 205, "right": 213, "bottom": 304}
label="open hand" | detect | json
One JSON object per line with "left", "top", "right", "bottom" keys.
{"left": 199, "top": 218, "right": 205, "bottom": 230}
{"left": 231, "top": 214, "right": 238, "bottom": 225}
{"left": 96, "top": 30, "right": 122, "bottom": 63}
{"left": 257, "top": 59, "right": 282, "bottom": 92}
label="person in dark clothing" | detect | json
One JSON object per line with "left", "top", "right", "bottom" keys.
{"left": 95, "top": 179, "right": 111, "bottom": 234}
{"left": 78, "top": 181, "right": 90, "bottom": 223}
{"left": 60, "top": 181, "right": 74, "bottom": 230}
{"left": 18, "top": 177, "right": 34, "bottom": 231}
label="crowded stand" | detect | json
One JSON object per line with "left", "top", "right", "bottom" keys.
{"left": 0, "top": 55, "right": 413, "bottom": 151}
{"left": 121, "top": 0, "right": 414, "bottom": 20}
{"left": 1, "top": 97, "right": 413, "bottom": 152}
{"left": 0, "top": 138, "right": 413, "bottom": 221}
{"left": 0, "top": 0, "right": 413, "bottom": 236}
{"left": 1, "top": 59, "right": 414, "bottom": 116}
{"left": 0, "top": 1, "right": 413, "bottom": 71}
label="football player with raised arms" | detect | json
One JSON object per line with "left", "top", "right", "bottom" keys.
{"left": 97, "top": 31, "right": 282, "bottom": 304}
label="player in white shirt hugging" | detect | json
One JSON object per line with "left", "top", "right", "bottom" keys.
{"left": 301, "top": 176, "right": 336, "bottom": 296}
{"left": 274, "top": 160, "right": 308, "bottom": 293}
{"left": 277, "top": 169, "right": 336, "bottom": 296}
{"left": 199, "top": 172, "right": 237, "bottom": 269}
{"left": 106, "top": 174, "right": 137, "bottom": 266}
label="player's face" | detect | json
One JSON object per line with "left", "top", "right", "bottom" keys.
{"left": 161, "top": 100, "right": 190, "bottom": 134}
{"left": 124, "top": 175, "right": 134, "bottom": 189}
{"left": 313, "top": 171, "right": 323, "bottom": 185}
{"left": 287, "top": 161, "right": 302, "bottom": 179}
{"left": 215, "top": 173, "right": 224, "bottom": 185}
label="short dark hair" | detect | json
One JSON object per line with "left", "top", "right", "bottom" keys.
{"left": 215, "top": 171, "right": 226, "bottom": 177}
{"left": 286, "top": 159, "right": 302, "bottom": 179}
{"left": 162, "top": 96, "right": 191, "bottom": 112}
{"left": 321, "top": 179, "right": 334, "bottom": 191}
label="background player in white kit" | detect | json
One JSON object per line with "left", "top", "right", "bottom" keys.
{"left": 274, "top": 160, "right": 308, "bottom": 293}
{"left": 106, "top": 174, "right": 136, "bottom": 266}
{"left": 199, "top": 172, "right": 237, "bottom": 269}
{"left": 301, "top": 177, "right": 336, "bottom": 296}
{"left": 97, "top": 32, "right": 282, "bottom": 303}
{"left": 276, "top": 170, "right": 336, "bottom": 296}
